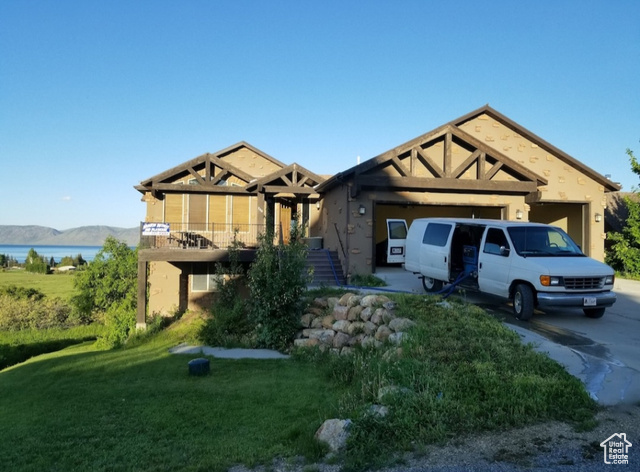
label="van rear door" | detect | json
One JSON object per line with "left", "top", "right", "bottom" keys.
{"left": 421, "top": 221, "right": 455, "bottom": 282}
{"left": 386, "top": 219, "right": 408, "bottom": 263}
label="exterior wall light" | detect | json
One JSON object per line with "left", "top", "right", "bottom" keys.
{"left": 316, "top": 201, "right": 320, "bottom": 210}
{"left": 515, "top": 209, "right": 523, "bottom": 220}
{"left": 595, "top": 213, "right": 602, "bottom": 223}
{"left": 359, "top": 204, "right": 366, "bottom": 215}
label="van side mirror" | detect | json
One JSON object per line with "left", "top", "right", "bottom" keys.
{"left": 500, "top": 246, "right": 510, "bottom": 256}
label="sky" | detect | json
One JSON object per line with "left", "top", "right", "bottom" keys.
{"left": 1, "top": 0, "right": 639, "bottom": 230}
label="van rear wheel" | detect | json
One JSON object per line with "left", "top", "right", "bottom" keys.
{"left": 422, "top": 277, "right": 443, "bottom": 293}
{"left": 513, "top": 284, "right": 534, "bottom": 321}
{"left": 584, "top": 307, "right": 605, "bottom": 318}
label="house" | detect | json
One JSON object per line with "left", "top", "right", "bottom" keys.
{"left": 135, "top": 106, "right": 620, "bottom": 327}
{"left": 316, "top": 105, "right": 620, "bottom": 278}
{"left": 135, "top": 142, "right": 325, "bottom": 327}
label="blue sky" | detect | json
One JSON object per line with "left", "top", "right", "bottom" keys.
{"left": 1, "top": 0, "right": 639, "bottom": 230}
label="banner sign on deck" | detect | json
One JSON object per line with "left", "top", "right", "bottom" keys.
{"left": 142, "top": 223, "right": 170, "bottom": 236}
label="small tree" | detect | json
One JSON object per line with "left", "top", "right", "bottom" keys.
{"left": 606, "top": 148, "right": 640, "bottom": 276}
{"left": 72, "top": 237, "right": 138, "bottom": 346}
{"left": 25, "top": 248, "right": 49, "bottom": 274}
{"left": 248, "top": 222, "right": 311, "bottom": 351}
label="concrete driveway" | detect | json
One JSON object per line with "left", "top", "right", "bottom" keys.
{"left": 373, "top": 267, "right": 640, "bottom": 406}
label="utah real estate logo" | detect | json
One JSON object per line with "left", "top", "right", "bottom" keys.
{"left": 600, "top": 433, "right": 632, "bottom": 465}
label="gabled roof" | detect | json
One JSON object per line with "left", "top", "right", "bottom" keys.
{"left": 451, "top": 105, "right": 621, "bottom": 192}
{"left": 135, "top": 142, "right": 285, "bottom": 195}
{"left": 317, "top": 121, "right": 547, "bottom": 195}
{"left": 245, "top": 163, "right": 326, "bottom": 195}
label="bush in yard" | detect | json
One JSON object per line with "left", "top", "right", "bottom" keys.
{"left": 248, "top": 223, "right": 311, "bottom": 351}
{"left": 0, "top": 293, "right": 74, "bottom": 331}
{"left": 199, "top": 233, "right": 253, "bottom": 347}
{"left": 72, "top": 237, "right": 138, "bottom": 347}
{"left": 607, "top": 148, "right": 640, "bottom": 276}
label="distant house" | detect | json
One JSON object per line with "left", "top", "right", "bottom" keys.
{"left": 56, "top": 265, "right": 76, "bottom": 272}
{"left": 134, "top": 106, "right": 620, "bottom": 327}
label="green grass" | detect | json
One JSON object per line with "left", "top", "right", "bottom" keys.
{"left": 0, "top": 315, "right": 343, "bottom": 472}
{"left": 0, "top": 325, "right": 105, "bottom": 370}
{"left": 0, "top": 294, "right": 598, "bottom": 472}
{"left": 348, "top": 274, "right": 387, "bottom": 287}
{"left": 0, "top": 270, "right": 77, "bottom": 300}
{"left": 303, "top": 294, "right": 598, "bottom": 470}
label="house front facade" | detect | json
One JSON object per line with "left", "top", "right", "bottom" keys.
{"left": 135, "top": 106, "right": 620, "bottom": 327}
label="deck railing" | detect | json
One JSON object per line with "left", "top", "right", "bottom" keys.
{"left": 139, "top": 222, "right": 278, "bottom": 250}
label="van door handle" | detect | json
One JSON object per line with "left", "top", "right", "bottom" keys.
{"left": 479, "top": 262, "right": 482, "bottom": 269}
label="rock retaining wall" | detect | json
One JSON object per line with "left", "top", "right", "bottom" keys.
{"left": 295, "top": 292, "right": 415, "bottom": 355}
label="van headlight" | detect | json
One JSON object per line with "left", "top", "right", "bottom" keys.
{"left": 540, "top": 275, "right": 562, "bottom": 286}
{"left": 604, "top": 275, "right": 615, "bottom": 285}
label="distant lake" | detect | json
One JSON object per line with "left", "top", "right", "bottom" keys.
{"left": 0, "top": 245, "right": 104, "bottom": 263}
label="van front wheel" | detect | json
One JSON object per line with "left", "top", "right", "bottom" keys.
{"left": 422, "top": 277, "right": 443, "bottom": 293}
{"left": 513, "top": 284, "right": 534, "bottom": 321}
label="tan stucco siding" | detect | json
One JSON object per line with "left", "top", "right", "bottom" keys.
{"left": 143, "top": 192, "right": 164, "bottom": 223}
{"left": 459, "top": 113, "right": 608, "bottom": 260}
{"left": 148, "top": 261, "right": 181, "bottom": 316}
{"left": 221, "top": 147, "right": 282, "bottom": 177}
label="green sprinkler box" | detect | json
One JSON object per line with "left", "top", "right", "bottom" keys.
{"left": 188, "top": 358, "right": 210, "bottom": 376}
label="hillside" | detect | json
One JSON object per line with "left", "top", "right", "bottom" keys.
{"left": 0, "top": 225, "right": 139, "bottom": 246}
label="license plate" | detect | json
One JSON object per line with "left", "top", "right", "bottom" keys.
{"left": 583, "top": 297, "right": 597, "bottom": 307}
{"left": 390, "top": 247, "right": 403, "bottom": 255}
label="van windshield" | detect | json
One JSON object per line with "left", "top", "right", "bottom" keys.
{"left": 507, "top": 226, "right": 584, "bottom": 257}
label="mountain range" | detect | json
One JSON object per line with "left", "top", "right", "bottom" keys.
{"left": 0, "top": 225, "right": 140, "bottom": 246}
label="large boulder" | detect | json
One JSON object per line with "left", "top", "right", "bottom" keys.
{"left": 360, "top": 306, "right": 373, "bottom": 322}
{"left": 347, "top": 305, "right": 364, "bottom": 321}
{"left": 333, "top": 305, "right": 349, "bottom": 321}
{"left": 375, "top": 325, "right": 392, "bottom": 342}
{"left": 346, "top": 321, "right": 365, "bottom": 336}
{"left": 322, "top": 315, "right": 336, "bottom": 329}
{"left": 315, "top": 419, "right": 352, "bottom": 452}
{"left": 294, "top": 338, "right": 320, "bottom": 348}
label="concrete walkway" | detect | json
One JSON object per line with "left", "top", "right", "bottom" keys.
{"left": 169, "top": 342, "right": 290, "bottom": 359}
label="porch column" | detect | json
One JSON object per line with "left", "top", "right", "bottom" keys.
{"left": 136, "top": 260, "right": 147, "bottom": 329}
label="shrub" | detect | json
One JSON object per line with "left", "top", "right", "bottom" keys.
{"left": 72, "top": 237, "right": 138, "bottom": 348}
{"left": 248, "top": 223, "right": 311, "bottom": 351}
{"left": 349, "top": 273, "right": 387, "bottom": 287}
{"left": 0, "top": 294, "right": 74, "bottom": 331}
{"left": 199, "top": 234, "right": 253, "bottom": 347}
{"left": 24, "top": 248, "right": 49, "bottom": 274}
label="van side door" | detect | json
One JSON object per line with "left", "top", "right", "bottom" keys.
{"left": 421, "top": 222, "right": 455, "bottom": 282}
{"left": 386, "top": 219, "right": 408, "bottom": 263}
{"left": 477, "top": 226, "right": 512, "bottom": 298}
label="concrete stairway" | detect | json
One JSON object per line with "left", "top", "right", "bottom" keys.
{"left": 305, "top": 250, "right": 345, "bottom": 286}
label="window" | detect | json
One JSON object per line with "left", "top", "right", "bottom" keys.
{"left": 422, "top": 223, "right": 452, "bottom": 247}
{"left": 483, "top": 228, "right": 509, "bottom": 256}
{"left": 388, "top": 221, "right": 407, "bottom": 239}
{"left": 191, "top": 263, "right": 218, "bottom": 292}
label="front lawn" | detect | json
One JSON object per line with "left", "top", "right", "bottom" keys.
{"left": 0, "top": 295, "right": 597, "bottom": 471}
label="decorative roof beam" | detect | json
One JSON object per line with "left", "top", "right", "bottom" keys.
{"left": 444, "top": 133, "right": 452, "bottom": 177}
{"left": 356, "top": 175, "right": 538, "bottom": 194}
{"left": 187, "top": 167, "right": 206, "bottom": 185}
{"left": 485, "top": 162, "right": 503, "bottom": 180}
{"left": 452, "top": 150, "right": 482, "bottom": 179}
{"left": 415, "top": 148, "right": 444, "bottom": 178}
{"left": 390, "top": 155, "right": 410, "bottom": 177}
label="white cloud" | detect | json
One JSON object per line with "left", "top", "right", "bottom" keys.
{"left": 61, "top": 196, "right": 72, "bottom": 201}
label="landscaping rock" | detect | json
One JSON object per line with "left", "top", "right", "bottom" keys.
{"left": 294, "top": 338, "right": 320, "bottom": 348}
{"left": 375, "top": 325, "right": 392, "bottom": 342}
{"left": 347, "top": 305, "right": 363, "bottom": 321}
{"left": 359, "top": 306, "right": 373, "bottom": 322}
{"left": 370, "top": 308, "right": 386, "bottom": 325}
{"left": 360, "top": 294, "right": 379, "bottom": 307}
{"left": 388, "top": 332, "right": 404, "bottom": 345}
{"left": 321, "top": 315, "right": 335, "bottom": 329}
{"left": 333, "top": 332, "right": 350, "bottom": 349}
{"left": 382, "top": 309, "right": 396, "bottom": 324}
{"left": 340, "top": 346, "right": 354, "bottom": 356}
{"left": 315, "top": 419, "right": 352, "bottom": 452}
{"left": 383, "top": 301, "right": 397, "bottom": 311}
{"left": 332, "top": 320, "right": 351, "bottom": 333}
{"left": 364, "top": 321, "right": 377, "bottom": 335}
{"left": 326, "top": 297, "right": 340, "bottom": 309}
{"left": 310, "top": 317, "right": 324, "bottom": 329}
{"left": 314, "top": 298, "right": 328, "bottom": 308}
{"left": 339, "top": 292, "right": 357, "bottom": 306}
{"left": 346, "top": 321, "right": 365, "bottom": 336}
{"left": 300, "top": 313, "right": 314, "bottom": 328}
{"left": 389, "top": 317, "right": 416, "bottom": 332}
{"left": 346, "top": 295, "right": 362, "bottom": 307}
{"left": 333, "top": 305, "right": 349, "bottom": 320}
{"left": 307, "top": 329, "right": 336, "bottom": 345}
{"left": 348, "top": 334, "right": 365, "bottom": 347}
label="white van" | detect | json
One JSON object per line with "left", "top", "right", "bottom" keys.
{"left": 402, "top": 218, "right": 616, "bottom": 320}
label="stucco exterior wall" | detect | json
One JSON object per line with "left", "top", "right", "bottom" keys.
{"left": 148, "top": 261, "right": 181, "bottom": 316}
{"left": 459, "top": 114, "right": 608, "bottom": 260}
{"left": 220, "top": 147, "right": 282, "bottom": 177}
